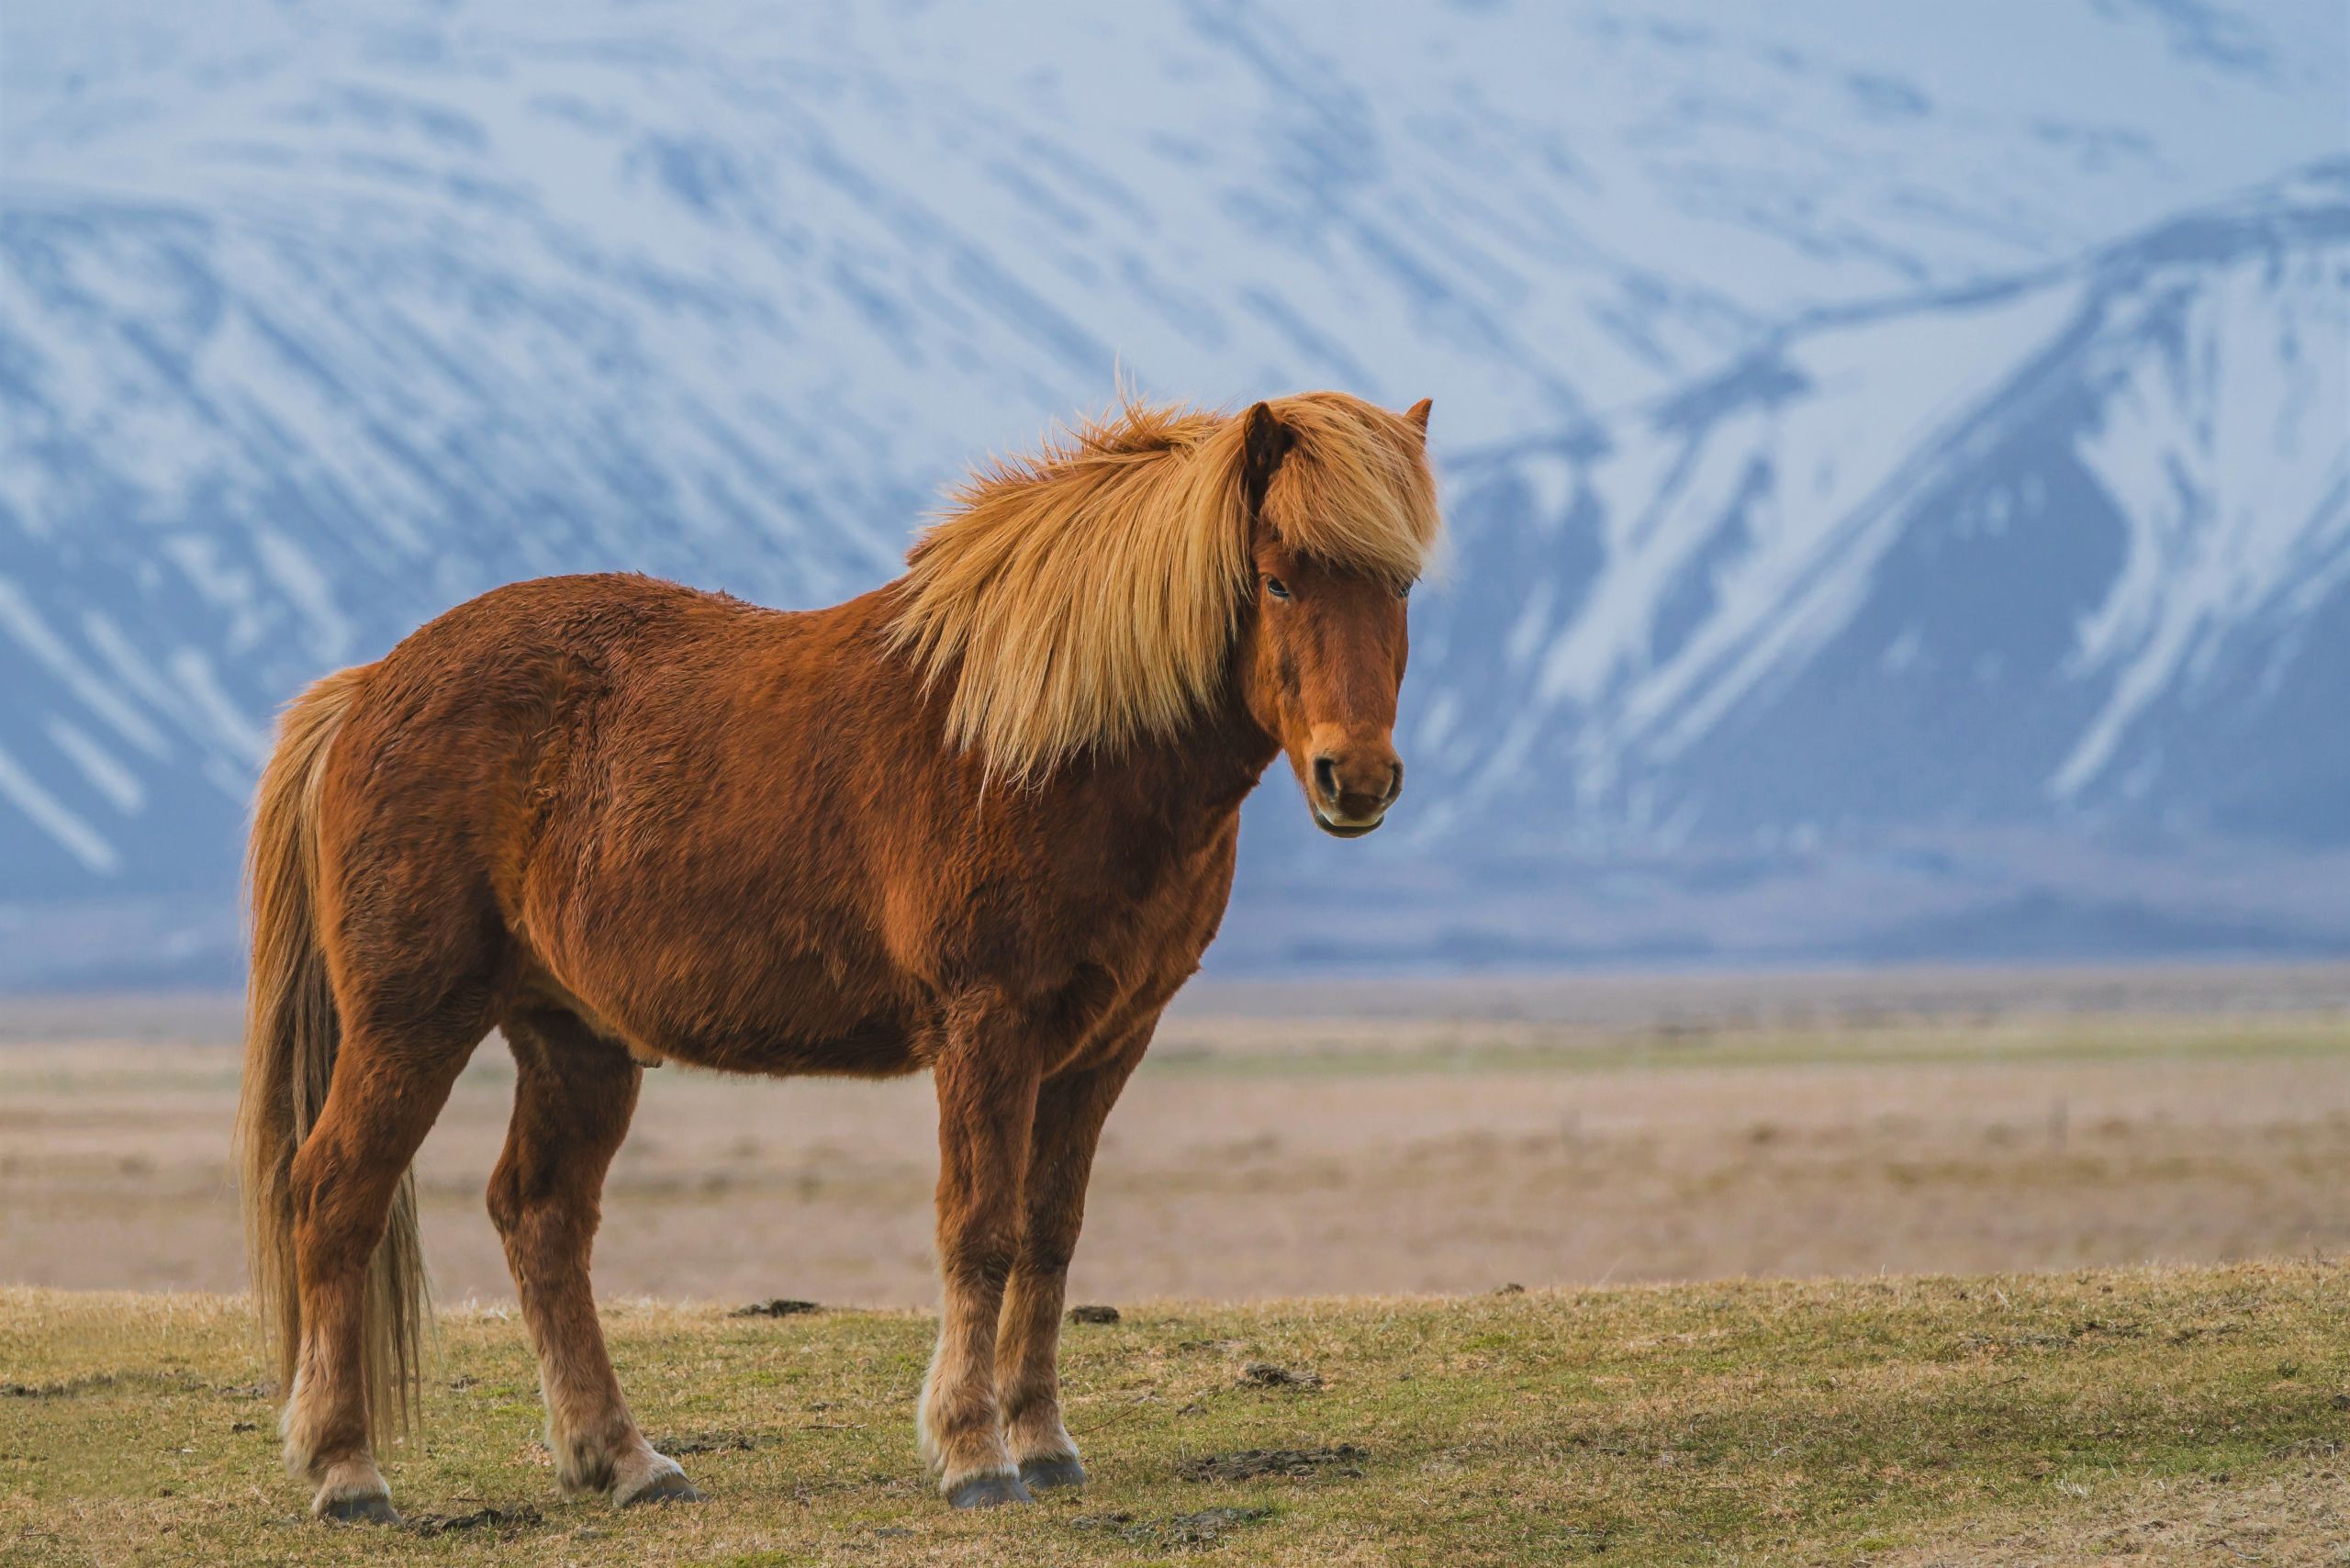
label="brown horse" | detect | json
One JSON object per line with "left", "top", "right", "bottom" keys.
{"left": 233, "top": 390, "right": 1440, "bottom": 1521}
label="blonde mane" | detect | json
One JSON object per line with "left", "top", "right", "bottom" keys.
{"left": 889, "top": 391, "right": 1440, "bottom": 782}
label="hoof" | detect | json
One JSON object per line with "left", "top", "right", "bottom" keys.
{"left": 1018, "top": 1455, "right": 1088, "bottom": 1491}
{"left": 946, "top": 1472, "right": 1034, "bottom": 1509}
{"left": 318, "top": 1492, "right": 401, "bottom": 1526}
{"left": 619, "top": 1471, "right": 703, "bottom": 1508}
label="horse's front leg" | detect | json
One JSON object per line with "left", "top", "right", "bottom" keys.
{"left": 994, "top": 1047, "right": 1143, "bottom": 1491}
{"left": 919, "top": 1001, "right": 1042, "bottom": 1508}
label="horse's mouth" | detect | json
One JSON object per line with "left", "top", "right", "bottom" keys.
{"left": 1312, "top": 808, "right": 1385, "bottom": 839}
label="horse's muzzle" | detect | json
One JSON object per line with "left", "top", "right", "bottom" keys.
{"left": 1311, "top": 804, "right": 1387, "bottom": 838}
{"left": 1307, "top": 741, "right": 1401, "bottom": 838}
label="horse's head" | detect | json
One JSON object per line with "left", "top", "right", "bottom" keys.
{"left": 1233, "top": 396, "right": 1434, "bottom": 839}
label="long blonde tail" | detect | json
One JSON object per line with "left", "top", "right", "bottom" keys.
{"left": 232, "top": 664, "right": 427, "bottom": 1444}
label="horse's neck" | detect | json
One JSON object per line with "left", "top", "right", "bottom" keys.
{"left": 1053, "top": 698, "right": 1279, "bottom": 846}
{"left": 1169, "top": 702, "right": 1283, "bottom": 819}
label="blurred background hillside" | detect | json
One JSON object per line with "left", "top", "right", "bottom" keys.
{"left": 3, "top": 0, "right": 2345, "bottom": 986}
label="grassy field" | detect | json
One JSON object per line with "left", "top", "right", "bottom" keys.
{"left": 6, "top": 1262, "right": 2349, "bottom": 1566}
{"left": 8, "top": 972, "right": 2348, "bottom": 1561}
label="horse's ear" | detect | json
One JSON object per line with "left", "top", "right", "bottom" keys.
{"left": 1404, "top": 397, "right": 1432, "bottom": 436}
{"left": 1240, "top": 401, "right": 1295, "bottom": 513}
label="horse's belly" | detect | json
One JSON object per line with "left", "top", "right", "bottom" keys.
{"left": 532, "top": 932, "right": 929, "bottom": 1079}
{"left": 649, "top": 1012, "right": 927, "bottom": 1079}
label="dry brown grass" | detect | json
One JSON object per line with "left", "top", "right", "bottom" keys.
{"left": 6, "top": 1010, "right": 2348, "bottom": 1304}
{"left": 7, "top": 983, "right": 2349, "bottom": 1562}
{"left": 5, "top": 1261, "right": 2348, "bottom": 1565}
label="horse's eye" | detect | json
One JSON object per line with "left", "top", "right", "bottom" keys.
{"left": 1263, "top": 577, "right": 1292, "bottom": 600}
{"left": 1397, "top": 581, "right": 1414, "bottom": 600}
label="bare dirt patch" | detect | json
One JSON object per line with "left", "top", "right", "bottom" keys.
{"left": 1177, "top": 1444, "right": 1369, "bottom": 1482}
{"left": 1071, "top": 1504, "right": 1275, "bottom": 1547}
{"left": 5, "top": 975, "right": 2347, "bottom": 1305}
{"left": 649, "top": 1429, "right": 760, "bottom": 1456}
{"left": 403, "top": 1503, "right": 545, "bottom": 1536}
{"left": 1237, "top": 1361, "right": 1321, "bottom": 1389}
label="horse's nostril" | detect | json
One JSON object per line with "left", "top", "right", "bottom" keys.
{"left": 1384, "top": 763, "right": 1404, "bottom": 804}
{"left": 1312, "top": 755, "right": 1340, "bottom": 804}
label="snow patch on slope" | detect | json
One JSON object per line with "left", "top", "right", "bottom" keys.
{"left": 0, "top": 743, "right": 119, "bottom": 874}
{"left": 2055, "top": 241, "right": 2350, "bottom": 795}
{"left": 1529, "top": 279, "right": 2086, "bottom": 766}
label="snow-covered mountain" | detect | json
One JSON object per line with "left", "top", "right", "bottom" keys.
{"left": 2, "top": 0, "right": 2344, "bottom": 983}
{"left": 1427, "top": 170, "right": 2350, "bottom": 850}
{"left": 1242, "top": 168, "right": 2348, "bottom": 969}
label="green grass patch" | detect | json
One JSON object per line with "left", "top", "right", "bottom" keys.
{"left": 4, "top": 1261, "right": 2347, "bottom": 1564}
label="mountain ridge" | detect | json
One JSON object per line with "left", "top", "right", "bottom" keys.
{"left": 2, "top": 2, "right": 2344, "bottom": 984}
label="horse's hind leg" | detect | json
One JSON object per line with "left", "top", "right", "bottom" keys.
{"left": 283, "top": 1019, "right": 479, "bottom": 1521}
{"left": 488, "top": 1009, "right": 696, "bottom": 1507}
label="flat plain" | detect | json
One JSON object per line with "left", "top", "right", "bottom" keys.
{"left": 5, "top": 965, "right": 2349, "bottom": 1563}
{"left": 6, "top": 965, "right": 2349, "bottom": 1305}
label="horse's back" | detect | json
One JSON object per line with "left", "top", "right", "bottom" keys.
{"left": 326, "top": 573, "right": 927, "bottom": 1058}
{"left": 304, "top": 575, "right": 822, "bottom": 999}
{"left": 375, "top": 572, "right": 779, "bottom": 688}
{"left": 325, "top": 572, "right": 784, "bottom": 845}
